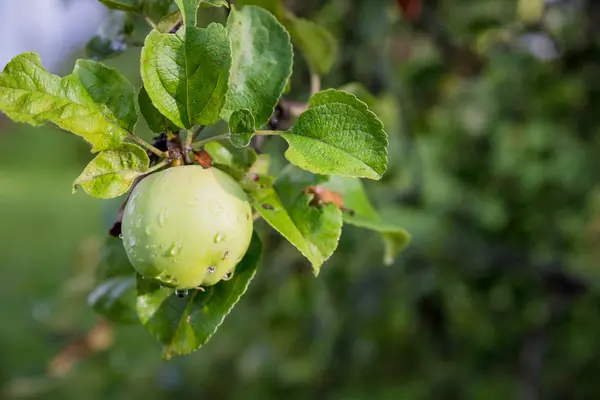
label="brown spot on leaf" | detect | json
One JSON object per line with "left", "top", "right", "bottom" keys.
{"left": 305, "top": 186, "right": 344, "bottom": 209}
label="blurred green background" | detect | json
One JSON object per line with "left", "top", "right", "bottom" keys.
{"left": 3, "top": 0, "right": 600, "bottom": 398}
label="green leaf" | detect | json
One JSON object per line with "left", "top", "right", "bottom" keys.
{"left": 157, "top": 11, "right": 182, "bottom": 33}
{"left": 274, "top": 164, "right": 328, "bottom": 205}
{"left": 0, "top": 53, "right": 137, "bottom": 152}
{"left": 200, "top": 0, "right": 229, "bottom": 7}
{"left": 282, "top": 89, "right": 388, "bottom": 180}
{"left": 96, "top": 237, "right": 136, "bottom": 279}
{"left": 205, "top": 140, "right": 257, "bottom": 176}
{"left": 90, "top": 236, "right": 138, "bottom": 324}
{"left": 250, "top": 166, "right": 342, "bottom": 275}
{"left": 73, "top": 143, "right": 150, "bottom": 199}
{"left": 323, "top": 176, "right": 411, "bottom": 265}
{"left": 99, "top": 0, "right": 141, "bottom": 11}
{"left": 141, "top": 23, "right": 231, "bottom": 129}
{"left": 143, "top": 0, "right": 176, "bottom": 22}
{"left": 221, "top": 6, "right": 293, "bottom": 128}
{"left": 235, "top": 0, "right": 283, "bottom": 16}
{"left": 229, "top": 109, "right": 255, "bottom": 148}
{"left": 138, "top": 86, "right": 179, "bottom": 133}
{"left": 86, "top": 10, "right": 129, "bottom": 61}
{"left": 174, "top": 0, "right": 199, "bottom": 26}
{"left": 284, "top": 16, "right": 338, "bottom": 75}
{"left": 88, "top": 277, "right": 138, "bottom": 324}
{"left": 136, "top": 232, "right": 262, "bottom": 357}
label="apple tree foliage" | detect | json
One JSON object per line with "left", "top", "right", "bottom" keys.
{"left": 0, "top": 0, "right": 409, "bottom": 358}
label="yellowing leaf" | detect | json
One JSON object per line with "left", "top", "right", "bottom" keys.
{"left": 0, "top": 53, "right": 137, "bottom": 152}
{"left": 73, "top": 143, "right": 150, "bottom": 199}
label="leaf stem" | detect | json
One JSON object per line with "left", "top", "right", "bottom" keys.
{"left": 143, "top": 159, "right": 170, "bottom": 175}
{"left": 310, "top": 71, "right": 321, "bottom": 96}
{"left": 191, "top": 125, "right": 206, "bottom": 141}
{"left": 189, "top": 130, "right": 283, "bottom": 150}
{"left": 191, "top": 133, "right": 231, "bottom": 150}
{"left": 143, "top": 14, "right": 157, "bottom": 30}
{"left": 129, "top": 135, "right": 169, "bottom": 159}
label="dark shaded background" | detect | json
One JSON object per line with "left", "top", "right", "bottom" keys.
{"left": 2, "top": 0, "right": 600, "bottom": 398}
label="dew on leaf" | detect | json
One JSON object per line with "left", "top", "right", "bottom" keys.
{"left": 261, "top": 203, "right": 274, "bottom": 210}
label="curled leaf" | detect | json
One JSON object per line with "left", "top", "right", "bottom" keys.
{"left": 229, "top": 109, "right": 255, "bottom": 148}
{"left": 0, "top": 53, "right": 138, "bottom": 152}
{"left": 73, "top": 143, "right": 150, "bottom": 199}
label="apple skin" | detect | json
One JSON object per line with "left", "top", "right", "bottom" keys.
{"left": 121, "top": 166, "right": 253, "bottom": 289}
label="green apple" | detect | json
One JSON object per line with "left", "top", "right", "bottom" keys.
{"left": 121, "top": 166, "right": 253, "bottom": 289}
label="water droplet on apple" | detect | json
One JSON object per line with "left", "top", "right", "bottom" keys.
{"left": 222, "top": 271, "right": 233, "bottom": 281}
{"left": 209, "top": 202, "right": 222, "bottom": 215}
{"left": 158, "top": 208, "right": 170, "bottom": 227}
{"left": 168, "top": 242, "right": 183, "bottom": 256}
{"left": 158, "top": 272, "right": 178, "bottom": 286}
{"left": 214, "top": 233, "right": 227, "bottom": 243}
